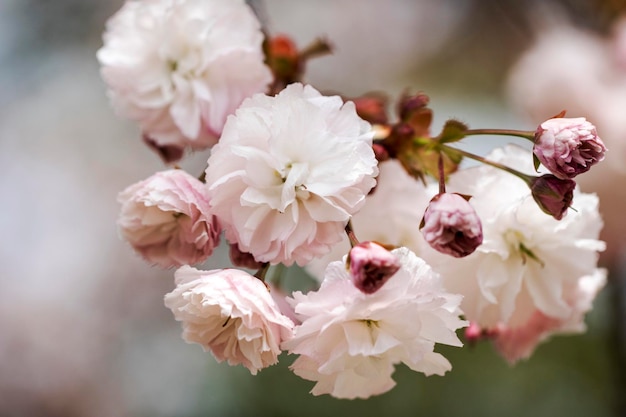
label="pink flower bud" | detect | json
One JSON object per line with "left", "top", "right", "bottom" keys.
{"left": 352, "top": 94, "right": 389, "bottom": 125}
{"left": 398, "top": 92, "right": 429, "bottom": 121}
{"left": 348, "top": 242, "right": 401, "bottom": 294}
{"left": 420, "top": 193, "right": 483, "bottom": 258}
{"left": 534, "top": 117, "right": 607, "bottom": 179}
{"left": 529, "top": 174, "right": 576, "bottom": 220}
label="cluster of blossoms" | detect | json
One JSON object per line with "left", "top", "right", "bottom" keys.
{"left": 100, "top": 0, "right": 608, "bottom": 399}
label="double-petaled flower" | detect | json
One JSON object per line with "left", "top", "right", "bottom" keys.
{"left": 165, "top": 266, "right": 295, "bottom": 374}
{"left": 98, "top": 0, "right": 272, "bottom": 161}
{"left": 205, "top": 83, "right": 378, "bottom": 266}
{"left": 283, "top": 248, "right": 467, "bottom": 399}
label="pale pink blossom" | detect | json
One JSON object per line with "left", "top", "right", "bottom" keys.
{"left": 97, "top": 0, "right": 272, "bottom": 160}
{"left": 421, "top": 193, "right": 483, "bottom": 258}
{"left": 534, "top": 117, "right": 606, "bottom": 179}
{"left": 283, "top": 247, "right": 467, "bottom": 399}
{"left": 117, "top": 169, "right": 220, "bottom": 268}
{"left": 348, "top": 241, "right": 400, "bottom": 294}
{"left": 423, "top": 146, "right": 605, "bottom": 332}
{"left": 205, "top": 83, "right": 378, "bottom": 266}
{"left": 492, "top": 269, "right": 606, "bottom": 363}
{"left": 164, "top": 266, "right": 294, "bottom": 374}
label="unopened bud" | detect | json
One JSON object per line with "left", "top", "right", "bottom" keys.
{"left": 529, "top": 174, "right": 576, "bottom": 220}
{"left": 348, "top": 242, "right": 401, "bottom": 294}
{"left": 398, "top": 92, "right": 429, "bottom": 121}
{"left": 266, "top": 35, "right": 300, "bottom": 81}
{"left": 352, "top": 94, "right": 389, "bottom": 125}
{"left": 420, "top": 193, "right": 483, "bottom": 258}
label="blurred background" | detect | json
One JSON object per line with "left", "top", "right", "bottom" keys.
{"left": 1, "top": 0, "right": 626, "bottom": 415}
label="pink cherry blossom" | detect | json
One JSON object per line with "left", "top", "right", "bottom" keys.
{"left": 283, "top": 247, "right": 467, "bottom": 399}
{"left": 205, "top": 83, "right": 378, "bottom": 266}
{"left": 117, "top": 169, "right": 220, "bottom": 268}
{"left": 492, "top": 269, "right": 606, "bottom": 364}
{"left": 534, "top": 117, "right": 606, "bottom": 179}
{"left": 164, "top": 266, "right": 294, "bottom": 374}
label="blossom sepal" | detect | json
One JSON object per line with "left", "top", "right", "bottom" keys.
{"left": 436, "top": 119, "right": 468, "bottom": 144}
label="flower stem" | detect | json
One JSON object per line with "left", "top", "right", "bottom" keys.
{"left": 464, "top": 128, "right": 535, "bottom": 142}
{"left": 441, "top": 145, "right": 533, "bottom": 184}
{"left": 254, "top": 262, "right": 271, "bottom": 282}
{"left": 438, "top": 153, "right": 446, "bottom": 194}
{"left": 345, "top": 220, "right": 360, "bottom": 248}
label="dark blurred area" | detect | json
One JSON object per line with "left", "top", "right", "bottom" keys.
{"left": 1, "top": 0, "right": 625, "bottom": 416}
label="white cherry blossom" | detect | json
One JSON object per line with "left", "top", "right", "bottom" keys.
{"left": 205, "top": 83, "right": 378, "bottom": 266}
{"left": 423, "top": 145, "right": 605, "bottom": 330}
{"left": 97, "top": 0, "right": 272, "bottom": 158}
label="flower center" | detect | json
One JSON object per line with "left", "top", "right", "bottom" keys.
{"left": 277, "top": 162, "right": 311, "bottom": 211}
{"left": 360, "top": 319, "right": 379, "bottom": 328}
{"left": 503, "top": 229, "right": 544, "bottom": 266}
